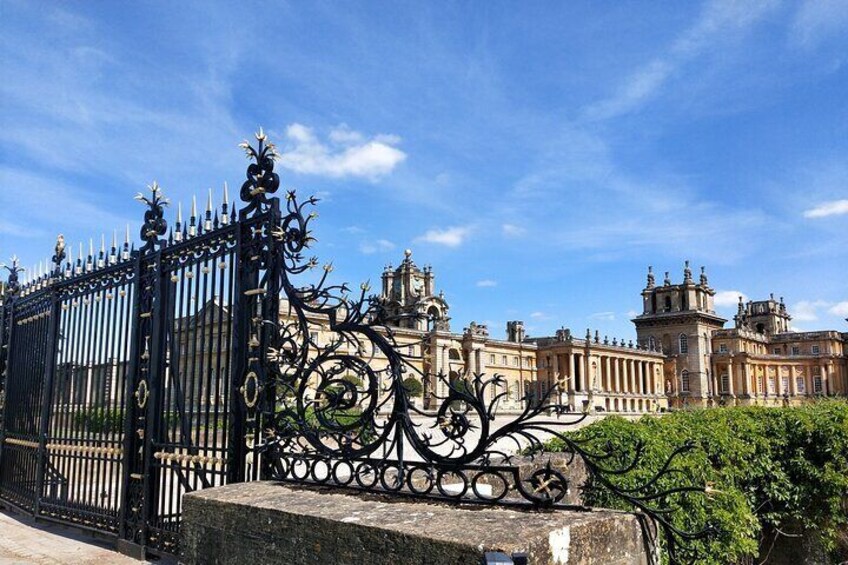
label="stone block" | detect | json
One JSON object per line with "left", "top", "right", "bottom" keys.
{"left": 182, "top": 481, "right": 649, "bottom": 564}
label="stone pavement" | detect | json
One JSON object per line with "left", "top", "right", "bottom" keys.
{"left": 0, "top": 509, "right": 146, "bottom": 565}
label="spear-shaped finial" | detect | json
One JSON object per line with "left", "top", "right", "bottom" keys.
{"left": 204, "top": 188, "right": 213, "bottom": 231}
{"left": 123, "top": 224, "right": 131, "bottom": 260}
{"left": 189, "top": 195, "right": 197, "bottom": 237}
{"left": 175, "top": 202, "right": 183, "bottom": 242}
{"left": 221, "top": 182, "right": 230, "bottom": 225}
{"left": 97, "top": 234, "right": 105, "bottom": 268}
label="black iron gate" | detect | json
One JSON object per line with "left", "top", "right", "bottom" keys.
{"left": 1, "top": 130, "right": 713, "bottom": 563}
{"left": 0, "top": 132, "right": 281, "bottom": 558}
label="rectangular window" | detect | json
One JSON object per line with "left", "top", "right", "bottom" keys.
{"left": 796, "top": 376, "right": 805, "bottom": 394}
{"left": 512, "top": 356, "right": 518, "bottom": 367}
{"left": 773, "top": 347, "right": 781, "bottom": 355}
{"left": 501, "top": 355, "right": 507, "bottom": 365}
{"left": 719, "top": 344, "right": 728, "bottom": 353}
{"left": 811, "top": 345, "right": 820, "bottom": 354}
{"left": 310, "top": 331, "right": 319, "bottom": 344}
{"left": 814, "top": 375, "right": 823, "bottom": 394}
{"left": 407, "top": 345, "right": 415, "bottom": 356}
{"left": 489, "top": 354, "right": 495, "bottom": 364}
{"left": 768, "top": 376, "right": 776, "bottom": 394}
{"left": 782, "top": 376, "right": 789, "bottom": 393}
{"left": 720, "top": 373, "right": 730, "bottom": 393}
{"left": 681, "top": 372, "right": 690, "bottom": 393}
{"left": 791, "top": 346, "right": 800, "bottom": 356}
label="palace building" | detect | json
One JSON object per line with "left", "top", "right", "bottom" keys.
{"left": 170, "top": 251, "right": 847, "bottom": 416}
{"left": 635, "top": 263, "right": 848, "bottom": 408}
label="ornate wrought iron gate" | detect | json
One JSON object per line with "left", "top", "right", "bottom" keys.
{"left": 0, "top": 133, "right": 280, "bottom": 558}
{"left": 1, "top": 130, "right": 712, "bottom": 563}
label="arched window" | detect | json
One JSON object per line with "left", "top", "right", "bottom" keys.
{"left": 678, "top": 333, "right": 688, "bottom": 354}
{"left": 681, "top": 370, "right": 690, "bottom": 393}
{"left": 664, "top": 295, "right": 672, "bottom": 311}
{"left": 648, "top": 336, "right": 657, "bottom": 351}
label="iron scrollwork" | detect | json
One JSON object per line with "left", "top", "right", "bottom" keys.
{"left": 241, "top": 132, "right": 715, "bottom": 563}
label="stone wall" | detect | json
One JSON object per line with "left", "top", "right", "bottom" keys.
{"left": 182, "top": 482, "right": 650, "bottom": 565}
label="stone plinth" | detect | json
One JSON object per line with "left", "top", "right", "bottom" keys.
{"left": 182, "top": 482, "right": 648, "bottom": 565}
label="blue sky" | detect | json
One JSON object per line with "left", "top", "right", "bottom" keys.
{"left": 1, "top": 0, "right": 847, "bottom": 339}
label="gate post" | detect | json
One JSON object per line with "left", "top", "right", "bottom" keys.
{"left": 227, "top": 216, "right": 256, "bottom": 484}
{"left": 33, "top": 249, "right": 63, "bottom": 516}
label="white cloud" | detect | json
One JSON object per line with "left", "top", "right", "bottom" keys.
{"left": 828, "top": 301, "right": 848, "bottom": 317}
{"left": 359, "top": 239, "right": 395, "bottom": 254}
{"left": 589, "top": 311, "right": 616, "bottom": 321}
{"left": 476, "top": 279, "right": 497, "bottom": 288}
{"left": 626, "top": 309, "right": 639, "bottom": 318}
{"left": 530, "top": 311, "right": 551, "bottom": 320}
{"left": 502, "top": 223, "right": 526, "bottom": 237}
{"left": 414, "top": 226, "right": 470, "bottom": 247}
{"left": 792, "top": 300, "right": 830, "bottom": 322}
{"left": 277, "top": 123, "right": 407, "bottom": 181}
{"left": 714, "top": 290, "right": 748, "bottom": 308}
{"left": 803, "top": 199, "right": 848, "bottom": 218}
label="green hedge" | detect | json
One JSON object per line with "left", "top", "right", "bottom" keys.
{"left": 548, "top": 401, "right": 848, "bottom": 564}
{"left": 72, "top": 407, "right": 123, "bottom": 434}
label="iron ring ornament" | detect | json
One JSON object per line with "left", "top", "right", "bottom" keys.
{"left": 229, "top": 131, "right": 718, "bottom": 563}
{"left": 134, "top": 379, "right": 149, "bottom": 410}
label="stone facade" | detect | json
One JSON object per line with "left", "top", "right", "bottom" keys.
{"left": 634, "top": 263, "right": 848, "bottom": 408}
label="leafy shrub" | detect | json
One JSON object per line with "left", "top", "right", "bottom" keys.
{"left": 402, "top": 376, "right": 424, "bottom": 397}
{"left": 547, "top": 401, "right": 848, "bottom": 564}
{"left": 72, "top": 407, "right": 123, "bottom": 434}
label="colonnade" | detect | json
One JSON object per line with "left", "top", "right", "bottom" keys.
{"left": 711, "top": 357, "right": 845, "bottom": 401}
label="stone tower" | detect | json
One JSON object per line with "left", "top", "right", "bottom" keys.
{"left": 632, "top": 262, "right": 727, "bottom": 407}
{"left": 380, "top": 249, "right": 450, "bottom": 331}
{"left": 734, "top": 294, "right": 791, "bottom": 335}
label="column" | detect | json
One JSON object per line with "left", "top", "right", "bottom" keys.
{"left": 727, "top": 361, "right": 735, "bottom": 396}
{"left": 638, "top": 361, "right": 645, "bottom": 394}
{"left": 614, "top": 357, "right": 621, "bottom": 393}
{"left": 789, "top": 365, "right": 797, "bottom": 397}
{"left": 604, "top": 356, "right": 612, "bottom": 392}
{"left": 823, "top": 362, "right": 831, "bottom": 395}
{"left": 741, "top": 363, "right": 750, "bottom": 398}
{"left": 775, "top": 366, "right": 783, "bottom": 397}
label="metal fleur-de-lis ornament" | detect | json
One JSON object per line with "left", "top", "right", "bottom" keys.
{"left": 239, "top": 127, "right": 281, "bottom": 215}
{"left": 0, "top": 255, "right": 25, "bottom": 296}
{"left": 134, "top": 181, "right": 169, "bottom": 252}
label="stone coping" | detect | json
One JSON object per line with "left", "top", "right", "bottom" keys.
{"left": 182, "top": 481, "right": 649, "bottom": 564}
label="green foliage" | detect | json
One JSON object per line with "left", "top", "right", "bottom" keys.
{"left": 73, "top": 407, "right": 123, "bottom": 434}
{"left": 547, "top": 401, "right": 848, "bottom": 564}
{"left": 402, "top": 376, "right": 424, "bottom": 397}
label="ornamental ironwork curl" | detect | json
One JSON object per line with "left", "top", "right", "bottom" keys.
{"left": 243, "top": 131, "right": 715, "bottom": 563}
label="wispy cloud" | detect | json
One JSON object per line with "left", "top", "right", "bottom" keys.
{"left": 714, "top": 290, "right": 748, "bottom": 308}
{"left": 530, "top": 311, "right": 551, "bottom": 320}
{"left": 790, "top": 0, "right": 848, "bottom": 48}
{"left": 588, "top": 311, "right": 616, "bottom": 322}
{"left": 803, "top": 199, "right": 848, "bottom": 218}
{"left": 792, "top": 300, "right": 831, "bottom": 322}
{"left": 277, "top": 123, "right": 406, "bottom": 181}
{"left": 502, "top": 223, "right": 526, "bottom": 237}
{"left": 359, "top": 239, "right": 395, "bottom": 254}
{"left": 414, "top": 226, "right": 470, "bottom": 247}
{"left": 476, "top": 279, "right": 497, "bottom": 288}
{"left": 583, "top": 0, "right": 778, "bottom": 121}
{"left": 829, "top": 301, "right": 848, "bottom": 317}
